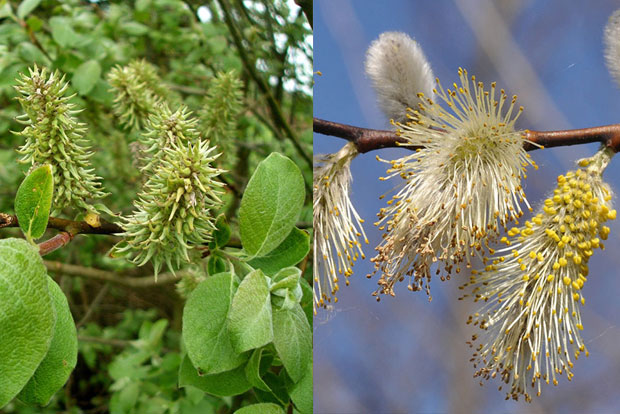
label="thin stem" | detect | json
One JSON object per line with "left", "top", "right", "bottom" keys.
{"left": 39, "top": 232, "right": 73, "bottom": 256}
{"left": 44, "top": 261, "right": 182, "bottom": 287}
{"left": 76, "top": 283, "right": 110, "bottom": 329}
{"left": 217, "top": 0, "right": 312, "bottom": 170}
{"left": 0, "top": 213, "right": 124, "bottom": 235}
{"left": 314, "top": 117, "right": 620, "bottom": 153}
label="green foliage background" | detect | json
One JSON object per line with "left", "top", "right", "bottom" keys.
{"left": 0, "top": 0, "right": 312, "bottom": 412}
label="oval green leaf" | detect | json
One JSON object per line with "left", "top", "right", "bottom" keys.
{"left": 17, "top": 0, "right": 41, "bottom": 19}
{"left": 0, "top": 238, "right": 55, "bottom": 408}
{"left": 247, "top": 228, "right": 310, "bottom": 275}
{"left": 18, "top": 277, "right": 78, "bottom": 405}
{"left": 272, "top": 304, "right": 311, "bottom": 383}
{"left": 15, "top": 164, "right": 53, "bottom": 241}
{"left": 182, "top": 273, "right": 247, "bottom": 374}
{"left": 49, "top": 17, "right": 78, "bottom": 48}
{"left": 178, "top": 355, "right": 251, "bottom": 397}
{"left": 228, "top": 270, "right": 273, "bottom": 353}
{"left": 72, "top": 60, "right": 101, "bottom": 95}
{"left": 239, "top": 153, "right": 304, "bottom": 257}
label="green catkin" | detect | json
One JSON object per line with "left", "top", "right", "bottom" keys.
{"left": 200, "top": 71, "right": 243, "bottom": 165}
{"left": 112, "top": 138, "right": 225, "bottom": 276}
{"left": 107, "top": 61, "right": 160, "bottom": 130}
{"left": 14, "top": 66, "right": 107, "bottom": 214}
{"left": 139, "top": 103, "right": 201, "bottom": 173}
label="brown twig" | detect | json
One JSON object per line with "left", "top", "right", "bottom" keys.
{"left": 314, "top": 117, "right": 620, "bottom": 154}
{"left": 44, "top": 260, "right": 182, "bottom": 287}
{"left": 0, "top": 213, "right": 124, "bottom": 255}
{"left": 0, "top": 214, "right": 124, "bottom": 235}
{"left": 39, "top": 232, "right": 73, "bottom": 256}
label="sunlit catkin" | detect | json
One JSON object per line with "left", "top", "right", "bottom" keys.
{"left": 463, "top": 146, "right": 616, "bottom": 401}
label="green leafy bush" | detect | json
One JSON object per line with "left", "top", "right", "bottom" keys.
{"left": 0, "top": 0, "right": 312, "bottom": 412}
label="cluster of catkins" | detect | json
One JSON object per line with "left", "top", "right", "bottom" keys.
{"left": 14, "top": 61, "right": 243, "bottom": 277}
{"left": 314, "top": 17, "right": 620, "bottom": 402}
{"left": 107, "top": 61, "right": 230, "bottom": 276}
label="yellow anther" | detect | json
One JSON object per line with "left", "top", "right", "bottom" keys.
{"left": 563, "top": 276, "right": 571, "bottom": 286}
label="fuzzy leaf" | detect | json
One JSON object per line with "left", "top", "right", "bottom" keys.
{"left": 15, "top": 164, "right": 53, "bottom": 241}
{"left": 228, "top": 270, "right": 273, "bottom": 353}
{"left": 272, "top": 304, "right": 311, "bottom": 383}
{"left": 73, "top": 60, "right": 101, "bottom": 95}
{"left": 239, "top": 153, "right": 304, "bottom": 257}
{"left": 182, "top": 273, "right": 247, "bottom": 374}
{"left": 244, "top": 348, "right": 271, "bottom": 392}
{"left": 0, "top": 238, "right": 55, "bottom": 408}
{"left": 18, "top": 277, "right": 77, "bottom": 405}
{"left": 248, "top": 228, "right": 309, "bottom": 275}
{"left": 178, "top": 355, "right": 251, "bottom": 397}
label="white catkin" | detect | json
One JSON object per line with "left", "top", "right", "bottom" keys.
{"left": 604, "top": 9, "right": 620, "bottom": 88}
{"left": 365, "top": 31, "right": 435, "bottom": 123}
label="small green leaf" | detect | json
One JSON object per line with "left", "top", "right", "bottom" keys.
{"left": 178, "top": 355, "right": 251, "bottom": 397}
{"left": 248, "top": 228, "right": 310, "bottom": 275}
{"left": 16, "top": 0, "right": 41, "bottom": 19}
{"left": 254, "top": 371, "right": 290, "bottom": 406}
{"left": 234, "top": 403, "right": 285, "bottom": 414}
{"left": 206, "top": 255, "right": 227, "bottom": 276}
{"left": 49, "top": 17, "right": 78, "bottom": 48}
{"left": 15, "top": 164, "right": 53, "bottom": 241}
{"left": 182, "top": 273, "right": 247, "bottom": 374}
{"left": 245, "top": 348, "right": 271, "bottom": 392}
{"left": 270, "top": 267, "right": 301, "bottom": 292}
{"left": 26, "top": 15, "right": 43, "bottom": 31}
{"left": 18, "top": 277, "right": 78, "bottom": 405}
{"left": 270, "top": 268, "right": 303, "bottom": 311}
{"left": 72, "top": 60, "right": 101, "bottom": 95}
{"left": 228, "top": 269, "right": 273, "bottom": 353}
{"left": 272, "top": 304, "right": 311, "bottom": 383}
{"left": 123, "top": 21, "right": 149, "bottom": 35}
{"left": 0, "top": 238, "right": 55, "bottom": 408}
{"left": 288, "top": 360, "right": 312, "bottom": 414}
{"left": 213, "top": 214, "right": 231, "bottom": 248}
{"left": 239, "top": 153, "right": 304, "bottom": 257}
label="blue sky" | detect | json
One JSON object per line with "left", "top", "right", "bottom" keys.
{"left": 314, "top": 1, "right": 620, "bottom": 412}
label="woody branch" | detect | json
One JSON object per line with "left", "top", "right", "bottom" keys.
{"left": 313, "top": 117, "right": 620, "bottom": 153}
